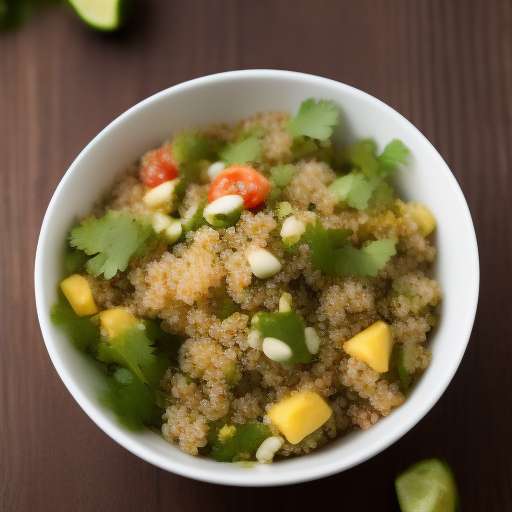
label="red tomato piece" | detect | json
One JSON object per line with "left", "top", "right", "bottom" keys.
{"left": 140, "top": 147, "right": 179, "bottom": 188}
{"left": 207, "top": 165, "right": 272, "bottom": 208}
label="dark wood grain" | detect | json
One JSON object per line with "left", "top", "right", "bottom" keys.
{"left": 1, "top": 0, "right": 511, "bottom": 510}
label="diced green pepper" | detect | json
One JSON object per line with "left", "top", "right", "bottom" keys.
{"left": 254, "top": 311, "right": 312, "bottom": 364}
{"left": 209, "top": 422, "right": 271, "bottom": 462}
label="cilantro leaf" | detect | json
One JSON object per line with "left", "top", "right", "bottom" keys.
{"left": 172, "top": 132, "right": 224, "bottom": 182}
{"left": 173, "top": 132, "right": 210, "bottom": 163}
{"left": 97, "top": 325, "right": 169, "bottom": 388}
{"left": 335, "top": 238, "right": 397, "bottom": 277}
{"left": 69, "top": 211, "right": 154, "bottom": 279}
{"left": 377, "top": 139, "right": 410, "bottom": 173}
{"left": 372, "top": 180, "right": 396, "bottom": 206}
{"left": 270, "top": 164, "right": 296, "bottom": 187}
{"left": 303, "top": 221, "right": 352, "bottom": 276}
{"left": 291, "top": 136, "right": 318, "bottom": 158}
{"left": 330, "top": 138, "right": 409, "bottom": 210}
{"left": 287, "top": 98, "right": 340, "bottom": 140}
{"left": 219, "top": 136, "right": 262, "bottom": 166}
{"left": 50, "top": 290, "right": 100, "bottom": 352}
{"left": 329, "top": 172, "right": 381, "bottom": 210}
{"left": 303, "top": 220, "right": 395, "bottom": 278}
{"left": 349, "top": 139, "right": 379, "bottom": 178}
{"left": 101, "top": 368, "right": 161, "bottom": 430}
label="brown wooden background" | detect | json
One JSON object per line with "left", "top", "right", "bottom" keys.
{"left": 1, "top": 0, "right": 511, "bottom": 510}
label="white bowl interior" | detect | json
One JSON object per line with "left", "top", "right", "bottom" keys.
{"left": 35, "top": 70, "right": 479, "bottom": 486}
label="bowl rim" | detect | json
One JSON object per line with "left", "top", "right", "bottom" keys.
{"left": 35, "top": 69, "right": 479, "bottom": 486}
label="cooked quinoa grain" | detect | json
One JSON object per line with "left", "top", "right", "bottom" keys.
{"left": 54, "top": 100, "right": 440, "bottom": 463}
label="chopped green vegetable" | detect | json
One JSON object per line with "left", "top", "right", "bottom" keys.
{"left": 216, "top": 298, "right": 238, "bottom": 320}
{"left": 395, "top": 458, "right": 460, "bottom": 512}
{"left": 377, "top": 139, "right": 410, "bottom": 173}
{"left": 287, "top": 98, "right": 340, "bottom": 140}
{"left": 69, "top": 211, "right": 155, "bottom": 280}
{"left": 180, "top": 199, "right": 208, "bottom": 236}
{"left": 276, "top": 201, "right": 293, "bottom": 218}
{"left": 254, "top": 311, "right": 312, "bottom": 364}
{"left": 329, "top": 172, "right": 381, "bottom": 210}
{"left": 65, "top": 247, "right": 89, "bottom": 273}
{"left": 173, "top": 132, "right": 210, "bottom": 163}
{"left": 303, "top": 221, "right": 395, "bottom": 278}
{"left": 97, "top": 325, "right": 169, "bottom": 389}
{"left": 302, "top": 221, "right": 352, "bottom": 277}
{"left": 397, "top": 347, "right": 411, "bottom": 391}
{"left": 291, "top": 136, "right": 318, "bottom": 158}
{"left": 224, "top": 365, "right": 241, "bottom": 387}
{"left": 208, "top": 422, "right": 271, "bottom": 462}
{"left": 101, "top": 367, "right": 161, "bottom": 430}
{"left": 50, "top": 294, "right": 177, "bottom": 431}
{"left": 270, "top": 164, "right": 296, "bottom": 187}
{"left": 371, "top": 180, "right": 396, "bottom": 206}
{"left": 349, "top": 139, "right": 379, "bottom": 179}
{"left": 330, "top": 138, "right": 409, "bottom": 210}
{"left": 50, "top": 291, "right": 100, "bottom": 352}
{"left": 219, "top": 136, "right": 262, "bottom": 166}
{"left": 334, "top": 238, "right": 397, "bottom": 278}
{"left": 172, "top": 132, "right": 223, "bottom": 183}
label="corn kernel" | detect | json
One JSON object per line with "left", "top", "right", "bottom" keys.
{"left": 268, "top": 391, "right": 332, "bottom": 444}
{"left": 60, "top": 274, "right": 98, "bottom": 316}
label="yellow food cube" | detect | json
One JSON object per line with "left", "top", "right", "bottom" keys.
{"left": 60, "top": 274, "right": 98, "bottom": 316}
{"left": 99, "top": 308, "right": 137, "bottom": 340}
{"left": 343, "top": 321, "right": 393, "bottom": 373}
{"left": 409, "top": 202, "right": 436, "bottom": 237}
{"left": 268, "top": 391, "right": 332, "bottom": 444}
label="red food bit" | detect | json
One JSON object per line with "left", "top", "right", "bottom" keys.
{"left": 140, "top": 147, "right": 179, "bottom": 188}
{"left": 207, "top": 165, "right": 272, "bottom": 208}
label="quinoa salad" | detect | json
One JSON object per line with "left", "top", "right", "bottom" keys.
{"left": 53, "top": 99, "right": 441, "bottom": 464}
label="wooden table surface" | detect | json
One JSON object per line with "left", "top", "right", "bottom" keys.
{"left": 1, "top": 0, "right": 510, "bottom": 510}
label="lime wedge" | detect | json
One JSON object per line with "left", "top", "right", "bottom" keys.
{"left": 395, "top": 458, "right": 461, "bottom": 512}
{"left": 68, "top": 0, "right": 129, "bottom": 31}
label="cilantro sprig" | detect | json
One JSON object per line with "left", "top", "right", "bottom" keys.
{"left": 69, "top": 211, "right": 155, "bottom": 279}
{"left": 219, "top": 136, "right": 262, "bottom": 166}
{"left": 287, "top": 98, "right": 340, "bottom": 140}
{"left": 51, "top": 289, "right": 181, "bottom": 430}
{"left": 303, "top": 220, "right": 397, "bottom": 278}
{"left": 330, "top": 138, "right": 410, "bottom": 210}
{"left": 172, "top": 131, "right": 223, "bottom": 183}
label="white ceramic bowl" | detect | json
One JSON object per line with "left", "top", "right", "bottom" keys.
{"left": 35, "top": 70, "right": 479, "bottom": 486}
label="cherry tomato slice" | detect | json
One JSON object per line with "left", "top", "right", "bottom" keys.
{"left": 207, "top": 165, "right": 272, "bottom": 208}
{"left": 140, "top": 147, "right": 179, "bottom": 188}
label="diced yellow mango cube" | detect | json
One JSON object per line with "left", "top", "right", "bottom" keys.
{"left": 60, "top": 274, "right": 98, "bottom": 316}
{"left": 343, "top": 321, "right": 393, "bottom": 373}
{"left": 268, "top": 391, "right": 332, "bottom": 444}
{"left": 99, "top": 308, "right": 137, "bottom": 340}
{"left": 409, "top": 202, "right": 436, "bottom": 237}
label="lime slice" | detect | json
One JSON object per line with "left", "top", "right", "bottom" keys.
{"left": 68, "top": 0, "right": 129, "bottom": 31}
{"left": 395, "top": 458, "right": 461, "bottom": 512}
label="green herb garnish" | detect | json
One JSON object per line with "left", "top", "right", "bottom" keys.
{"left": 219, "top": 136, "right": 262, "bottom": 166}
{"left": 69, "top": 211, "right": 155, "bottom": 279}
{"left": 287, "top": 98, "right": 340, "bottom": 141}
{"left": 303, "top": 220, "right": 396, "bottom": 278}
